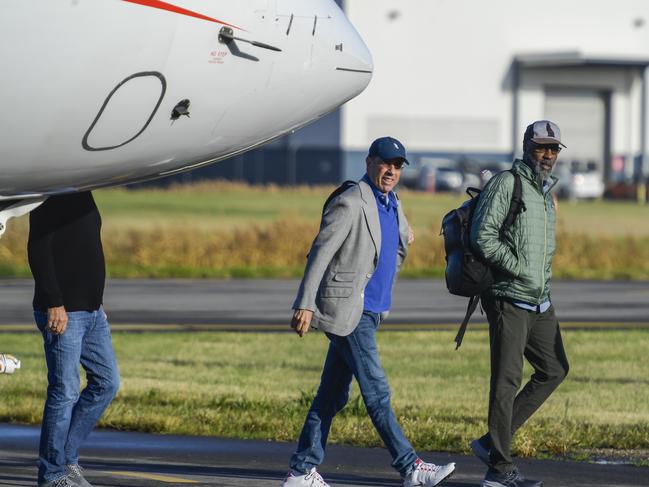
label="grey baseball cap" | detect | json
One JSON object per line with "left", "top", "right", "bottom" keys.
{"left": 524, "top": 120, "right": 567, "bottom": 148}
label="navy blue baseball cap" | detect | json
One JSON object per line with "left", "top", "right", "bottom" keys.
{"left": 368, "top": 136, "right": 409, "bottom": 165}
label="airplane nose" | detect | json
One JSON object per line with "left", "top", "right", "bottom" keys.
{"left": 275, "top": 0, "right": 373, "bottom": 128}
{"left": 337, "top": 21, "right": 373, "bottom": 74}
{"left": 325, "top": 3, "right": 373, "bottom": 102}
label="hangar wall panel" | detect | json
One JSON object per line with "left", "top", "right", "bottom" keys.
{"left": 342, "top": 0, "right": 649, "bottom": 160}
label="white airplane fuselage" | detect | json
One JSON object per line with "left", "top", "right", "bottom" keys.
{"left": 0, "top": 0, "right": 372, "bottom": 201}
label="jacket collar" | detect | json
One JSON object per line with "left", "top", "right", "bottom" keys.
{"left": 358, "top": 178, "right": 381, "bottom": 258}
{"left": 359, "top": 178, "right": 374, "bottom": 204}
{"left": 358, "top": 178, "right": 409, "bottom": 259}
{"left": 361, "top": 174, "right": 399, "bottom": 208}
{"left": 513, "top": 159, "right": 558, "bottom": 193}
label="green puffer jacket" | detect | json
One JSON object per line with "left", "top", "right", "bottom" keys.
{"left": 470, "top": 159, "right": 558, "bottom": 304}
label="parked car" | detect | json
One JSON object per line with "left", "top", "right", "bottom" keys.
{"left": 553, "top": 161, "right": 604, "bottom": 200}
{"left": 477, "top": 161, "right": 512, "bottom": 187}
{"left": 425, "top": 166, "right": 463, "bottom": 191}
{"left": 420, "top": 157, "right": 488, "bottom": 193}
{"left": 401, "top": 157, "right": 492, "bottom": 193}
{"left": 398, "top": 159, "right": 427, "bottom": 189}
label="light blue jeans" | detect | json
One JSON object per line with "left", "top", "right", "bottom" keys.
{"left": 290, "top": 311, "right": 418, "bottom": 476}
{"left": 35, "top": 307, "right": 120, "bottom": 483}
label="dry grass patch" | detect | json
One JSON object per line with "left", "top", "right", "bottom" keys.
{"left": 2, "top": 182, "right": 649, "bottom": 279}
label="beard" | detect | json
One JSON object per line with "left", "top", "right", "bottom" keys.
{"left": 536, "top": 160, "right": 554, "bottom": 181}
{"left": 524, "top": 155, "right": 553, "bottom": 186}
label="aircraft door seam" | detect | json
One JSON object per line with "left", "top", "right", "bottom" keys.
{"left": 81, "top": 71, "right": 167, "bottom": 152}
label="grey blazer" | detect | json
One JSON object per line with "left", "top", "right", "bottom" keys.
{"left": 293, "top": 179, "right": 410, "bottom": 336}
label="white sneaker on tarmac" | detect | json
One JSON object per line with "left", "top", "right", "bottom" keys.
{"left": 402, "top": 458, "right": 456, "bottom": 487}
{"left": 0, "top": 354, "right": 20, "bottom": 374}
{"left": 282, "top": 467, "right": 331, "bottom": 487}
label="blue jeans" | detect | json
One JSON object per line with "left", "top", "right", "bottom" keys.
{"left": 35, "top": 307, "right": 120, "bottom": 483}
{"left": 290, "top": 311, "right": 417, "bottom": 475}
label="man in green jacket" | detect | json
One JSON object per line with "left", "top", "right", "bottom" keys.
{"left": 469, "top": 120, "right": 570, "bottom": 487}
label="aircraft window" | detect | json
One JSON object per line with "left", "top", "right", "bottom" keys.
{"left": 82, "top": 72, "right": 166, "bottom": 152}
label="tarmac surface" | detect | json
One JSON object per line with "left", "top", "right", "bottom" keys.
{"left": 1, "top": 424, "right": 648, "bottom": 487}
{"left": 1, "top": 279, "right": 648, "bottom": 486}
{"left": 0, "top": 278, "right": 648, "bottom": 329}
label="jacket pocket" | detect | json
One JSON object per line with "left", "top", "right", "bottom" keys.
{"left": 332, "top": 272, "right": 355, "bottom": 282}
{"left": 321, "top": 286, "right": 353, "bottom": 298}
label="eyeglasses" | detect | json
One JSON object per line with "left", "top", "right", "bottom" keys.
{"left": 532, "top": 145, "right": 561, "bottom": 155}
{"left": 377, "top": 159, "right": 405, "bottom": 170}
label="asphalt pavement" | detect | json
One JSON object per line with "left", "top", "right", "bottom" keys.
{"left": 1, "top": 424, "right": 647, "bottom": 487}
{"left": 0, "top": 278, "right": 648, "bottom": 329}
{"left": 1, "top": 279, "right": 648, "bottom": 486}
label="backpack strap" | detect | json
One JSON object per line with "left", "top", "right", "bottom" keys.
{"left": 456, "top": 170, "right": 525, "bottom": 350}
{"left": 307, "top": 180, "right": 358, "bottom": 259}
{"left": 501, "top": 170, "right": 525, "bottom": 231}
{"left": 454, "top": 295, "right": 480, "bottom": 349}
{"left": 321, "top": 180, "right": 357, "bottom": 214}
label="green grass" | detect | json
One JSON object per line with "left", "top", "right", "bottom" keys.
{"left": 92, "top": 183, "right": 649, "bottom": 236}
{"left": 93, "top": 183, "right": 330, "bottom": 230}
{"left": 1, "top": 329, "right": 648, "bottom": 464}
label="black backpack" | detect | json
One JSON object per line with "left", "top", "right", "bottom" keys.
{"left": 440, "top": 170, "right": 524, "bottom": 348}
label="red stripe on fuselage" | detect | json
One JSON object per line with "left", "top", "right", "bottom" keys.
{"left": 122, "top": 0, "right": 242, "bottom": 30}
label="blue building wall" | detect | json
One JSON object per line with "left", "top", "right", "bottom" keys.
{"left": 146, "top": 101, "right": 344, "bottom": 187}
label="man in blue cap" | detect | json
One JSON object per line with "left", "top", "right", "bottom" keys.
{"left": 282, "top": 137, "right": 456, "bottom": 487}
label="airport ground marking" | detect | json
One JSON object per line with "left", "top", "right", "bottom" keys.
{"left": 104, "top": 470, "right": 198, "bottom": 483}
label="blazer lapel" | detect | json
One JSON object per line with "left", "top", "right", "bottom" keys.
{"left": 396, "top": 196, "right": 409, "bottom": 254}
{"left": 359, "top": 180, "right": 381, "bottom": 259}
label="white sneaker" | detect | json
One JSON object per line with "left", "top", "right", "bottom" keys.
{"left": 403, "top": 458, "right": 456, "bottom": 487}
{"left": 0, "top": 354, "right": 20, "bottom": 374}
{"left": 282, "top": 467, "right": 331, "bottom": 487}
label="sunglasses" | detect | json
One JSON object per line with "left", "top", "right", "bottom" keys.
{"left": 377, "top": 159, "right": 405, "bottom": 170}
{"left": 532, "top": 145, "right": 561, "bottom": 155}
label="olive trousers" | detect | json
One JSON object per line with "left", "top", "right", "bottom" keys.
{"left": 480, "top": 297, "right": 570, "bottom": 473}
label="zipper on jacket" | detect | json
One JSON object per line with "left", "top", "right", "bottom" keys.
{"left": 538, "top": 194, "right": 548, "bottom": 303}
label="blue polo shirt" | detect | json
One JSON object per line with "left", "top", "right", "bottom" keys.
{"left": 362, "top": 175, "right": 400, "bottom": 313}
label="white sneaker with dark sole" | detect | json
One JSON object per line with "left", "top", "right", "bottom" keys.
{"left": 282, "top": 467, "right": 331, "bottom": 487}
{"left": 402, "top": 458, "right": 456, "bottom": 487}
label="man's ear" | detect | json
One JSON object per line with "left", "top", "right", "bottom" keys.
{"left": 366, "top": 156, "right": 372, "bottom": 167}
